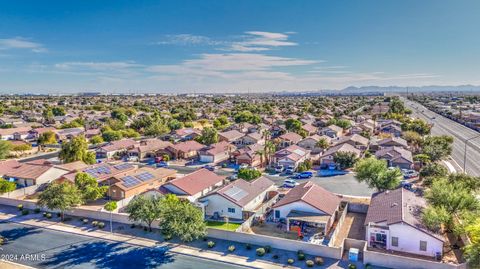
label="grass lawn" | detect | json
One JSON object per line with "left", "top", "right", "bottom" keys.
{"left": 205, "top": 221, "right": 241, "bottom": 231}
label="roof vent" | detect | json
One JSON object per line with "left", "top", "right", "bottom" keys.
{"left": 391, "top": 202, "right": 398, "bottom": 207}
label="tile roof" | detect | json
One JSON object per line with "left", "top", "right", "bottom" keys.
{"left": 165, "top": 168, "right": 225, "bottom": 196}
{"left": 322, "top": 143, "right": 361, "bottom": 158}
{"left": 206, "top": 176, "right": 275, "bottom": 207}
{"left": 375, "top": 146, "right": 413, "bottom": 163}
{"left": 99, "top": 139, "right": 137, "bottom": 152}
{"left": 273, "top": 181, "right": 341, "bottom": 216}
{"left": 279, "top": 132, "right": 303, "bottom": 143}
{"left": 219, "top": 130, "right": 244, "bottom": 141}
{"left": 170, "top": 140, "right": 204, "bottom": 153}
{"left": 365, "top": 188, "right": 444, "bottom": 241}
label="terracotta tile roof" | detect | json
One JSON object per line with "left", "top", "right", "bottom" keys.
{"left": 165, "top": 168, "right": 225, "bottom": 196}
{"left": 205, "top": 176, "right": 275, "bottom": 207}
{"left": 375, "top": 146, "right": 413, "bottom": 163}
{"left": 0, "top": 160, "right": 21, "bottom": 175}
{"left": 322, "top": 143, "right": 361, "bottom": 158}
{"left": 0, "top": 126, "right": 31, "bottom": 136}
{"left": 202, "top": 141, "right": 234, "bottom": 156}
{"left": 279, "top": 132, "right": 303, "bottom": 143}
{"left": 99, "top": 139, "right": 138, "bottom": 152}
{"left": 273, "top": 181, "right": 341, "bottom": 216}
{"left": 219, "top": 130, "right": 244, "bottom": 141}
{"left": 4, "top": 162, "right": 53, "bottom": 180}
{"left": 170, "top": 140, "right": 204, "bottom": 153}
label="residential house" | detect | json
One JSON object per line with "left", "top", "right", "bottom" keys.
{"left": 334, "top": 134, "right": 369, "bottom": 151}
{"left": 365, "top": 188, "right": 444, "bottom": 257}
{"left": 298, "top": 135, "right": 331, "bottom": 154}
{"left": 162, "top": 168, "right": 225, "bottom": 202}
{"left": 302, "top": 124, "right": 317, "bottom": 136}
{"left": 375, "top": 146, "right": 414, "bottom": 169}
{"left": 172, "top": 128, "right": 201, "bottom": 142}
{"left": 273, "top": 145, "right": 310, "bottom": 169}
{"left": 318, "top": 125, "right": 343, "bottom": 138}
{"left": 96, "top": 139, "right": 138, "bottom": 159}
{"left": 377, "top": 137, "right": 409, "bottom": 150}
{"left": 198, "top": 141, "right": 235, "bottom": 163}
{"left": 167, "top": 140, "right": 204, "bottom": 160}
{"left": 218, "top": 130, "right": 245, "bottom": 144}
{"left": 107, "top": 167, "right": 176, "bottom": 200}
{"left": 55, "top": 127, "right": 85, "bottom": 142}
{"left": 278, "top": 132, "right": 303, "bottom": 148}
{"left": 239, "top": 132, "right": 265, "bottom": 146}
{"left": 4, "top": 159, "right": 71, "bottom": 187}
{"left": 233, "top": 144, "right": 264, "bottom": 168}
{"left": 200, "top": 176, "right": 276, "bottom": 220}
{"left": 272, "top": 181, "right": 341, "bottom": 235}
{"left": 0, "top": 126, "right": 31, "bottom": 140}
{"left": 127, "top": 139, "right": 173, "bottom": 160}
{"left": 320, "top": 143, "right": 361, "bottom": 166}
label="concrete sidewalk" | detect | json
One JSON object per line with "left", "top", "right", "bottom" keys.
{"left": 0, "top": 210, "right": 286, "bottom": 269}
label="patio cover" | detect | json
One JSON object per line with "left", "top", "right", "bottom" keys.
{"left": 286, "top": 210, "right": 330, "bottom": 223}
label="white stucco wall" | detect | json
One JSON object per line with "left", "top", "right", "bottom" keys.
{"left": 202, "top": 194, "right": 243, "bottom": 219}
{"left": 389, "top": 222, "right": 443, "bottom": 257}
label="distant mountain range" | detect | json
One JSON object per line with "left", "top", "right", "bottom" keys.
{"left": 336, "top": 85, "right": 480, "bottom": 94}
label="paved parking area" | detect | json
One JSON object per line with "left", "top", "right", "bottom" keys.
{"left": 0, "top": 221, "right": 246, "bottom": 269}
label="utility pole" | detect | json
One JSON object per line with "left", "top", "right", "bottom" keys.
{"left": 463, "top": 134, "right": 480, "bottom": 173}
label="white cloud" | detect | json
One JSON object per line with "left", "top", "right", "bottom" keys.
{"left": 0, "top": 37, "right": 46, "bottom": 52}
{"left": 227, "top": 31, "right": 298, "bottom": 52}
{"left": 54, "top": 61, "right": 142, "bottom": 71}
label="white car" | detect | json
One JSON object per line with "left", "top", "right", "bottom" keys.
{"left": 283, "top": 179, "right": 299, "bottom": 188}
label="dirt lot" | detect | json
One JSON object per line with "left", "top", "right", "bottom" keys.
{"left": 333, "top": 212, "right": 366, "bottom": 247}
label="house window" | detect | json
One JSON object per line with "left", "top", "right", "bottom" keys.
{"left": 275, "top": 210, "right": 280, "bottom": 219}
{"left": 420, "top": 241, "right": 427, "bottom": 251}
{"left": 228, "top": 208, "right": 235, "bottom": 213}
{"left": 391, "top": 237, "right": 399, "bottom": 247}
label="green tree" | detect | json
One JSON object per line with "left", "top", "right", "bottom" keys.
{"left": 59, "top": 135, "right": 96, "bottom": 164}
{"left": 111, "top": 109, "right": 129, "bottom": 122}
{"left": 42, "top": 108, "right": 54, "bottom": 123}
{"left": 421, "top": 135, "right": 453, "bottom": 161}
{"left": 168, "top": 119, "right": 183, "bottom": 130}
{"left": 74, "top": 172, "right": 108, "bottom": 202}
{"left": 144, "top": 121, "right": 170, "bottom": 137}
{"left": 421, "top": 206, "right": 450, "bottom": 232}
{"left": 419, "top": 163, "right": 448, "bottom": 186}
{"left": 89, "top": 135, "right": 104, "bottom": 145}
{"left": 424, "top": 178, "right": 479, "bottom": 226}
{"left": 0, "top": 179, "right": 16, "bottom": 194}
{"left": 315, "top": 138, "right": 329, "bottom": 150}
{"left": 0, "top": 140, "right": 11, "bottom": 159}
{"left": 102, "top": 130, "right": 123, "bottom": 142}
{"left": 52, "top": 107, "right": 66, "bottom": 116}
{"left": 354, "top": 157, "right": 403, "bottom": 191}
{"left": 104, "top": 201, "right": 118, "bottom": 212}
{"left": 196, "top": 127, "right": 218, "bottom": 146}
{"left": 38, "top": 131, "right": 57, "bottom": 149}
{"left": 158, "top": 194, "right": 206, "bottom": 242}
{"left": 285, "top": 118, "right": 302, "bottom": 132}
{"left": 388, "top": 98, "right": 406, "bottom": 114}
{"left": 237, "top": 168, "right": 262, "bottom": 181}
{"left": 38, "top": 182, "right": 83, "bottom": 221}
{"left": 125, "top": 195, "right": 162, "bottom": 231}
{"left": 402, "top": 119, "right": 431, "bottom": 136}
{"left": 464, "top": 217, "right": 480, "bottom": 267}
{"left": 333, "top": 151, "right": 358, "bottom": 170}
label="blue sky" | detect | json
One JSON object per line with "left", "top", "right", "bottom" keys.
{"left": 1, "top": 0, "right": 480, "bottom": 93}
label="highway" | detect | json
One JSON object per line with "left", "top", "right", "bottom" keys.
{"left": 403, "top": 97, "right": 480, "bottom": 176}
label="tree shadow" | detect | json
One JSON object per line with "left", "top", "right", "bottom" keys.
{"left": 41, "top": 241, "right": 175, "bottom": 269}
{"left": 1, "top": 226, "right": 42, "bottom": 242}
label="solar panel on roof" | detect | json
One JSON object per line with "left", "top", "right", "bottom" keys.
{"left": 114, "top": 163, "right": 133, "bottom": 170}
{"left": 122, "top": 176, "right": 141, "bottom": 188}
{"left": 224, "top": 186, "right": 248, "bottom": 201}
{"left": 135, "top": 172, "right": 155, "bottom": 182}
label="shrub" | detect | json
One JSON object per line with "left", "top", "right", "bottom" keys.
{"left": 42, "top": 212, "right": 47, "bottom": 217}
{"left": 207, "top": 241, "right": 215, "bottom": 248}
{"left": 348, "top": 264, "right": 357, "bottom": 269}
{"left": 164, "top": 234, "right": 172, "bottom": 241}
{"left": 245, "top": 243, "right": 252, "bottom": 250}
{"left": 46, "top": 213, "right": 52, "bottom": 219}
{"left": 306, "top": 260, "right": 314, "bottom": 267}
{"left": 264, "top": 245, "right": 271, "bottom": 253}
{"left": 272, "top": 254, "right": 279, "bottom": 259}
{"left": 315, "top": 256, "right": 324, "bottom": 265}
{"left": 228, "top": 245, "right": 235, "bottom": 252}
{"left": 287, "top": 258, "right": 295, "bottom": 265}
{"left": 97, "top": 222, "right": 105, "bottom": 229}
{"left": 256, "top": 248, "right": 265, "bottom": 257}
{"left": 34, "top": 208, "right": 41, "bottom": 214}
{"left": 21, "top": 209, "right": 29, "bottom": 215}
{"left": 297, "top": 252, "right": 305, "bottom": 261}
{"left": 0, "top": 237, "right": 4, "bottom": 245}
{"left": 365, "top": 264, "right": 372, "bottom": 269}
{"left": 17, "top": 204, "right": 23, "bottom": 211}
{"left": 92, "top": 220, "right": 98, "bottom": 227}
{"left": 82, "top": 218, "right": 89, "bottom": 224}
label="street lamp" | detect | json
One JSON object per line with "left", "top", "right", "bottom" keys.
{"left": 463, "top": 134, "right": 480, "bottom": 173}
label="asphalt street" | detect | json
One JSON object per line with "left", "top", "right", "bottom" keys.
{"left": 0, "top": 221, "right": 246, "bottom": 269}
{"left": 403, "top": 97, "right": 480, "bottom": 176}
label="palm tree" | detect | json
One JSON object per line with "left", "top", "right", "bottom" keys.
{"left": 316, "top": 138, "right": 329, "bottom": 152}
{"left": 264, "top": 141, "right": 276, "bottom": 167}
{"left": 254, "top": 150, "right": 265, "bottom": 168}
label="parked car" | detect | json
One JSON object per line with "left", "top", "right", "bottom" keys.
{"left": 275, "top": 165, "right": 284, "bottom": 173}
{"left": 203, "top": 165, "right": 215, "bottom": 171}
{"left": 402, "top": 169, "right": 418, "bottom": 179}
{"left": 299, "top": 171, "right": 313, "bottom": 179}
{"left": 283, "top": 179, "right": 299, "bottom": 188}
{"left": 227, "top": 174, "right": 238, "bottom": 181}
{"left": 156, "top": 161, "right": 169, "bottom": 168}
{"left": 284, "top": 166, "right": 295, "bottom": 175}
{"left": 125, "top": 156, "right": 138, "bottom": 162}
